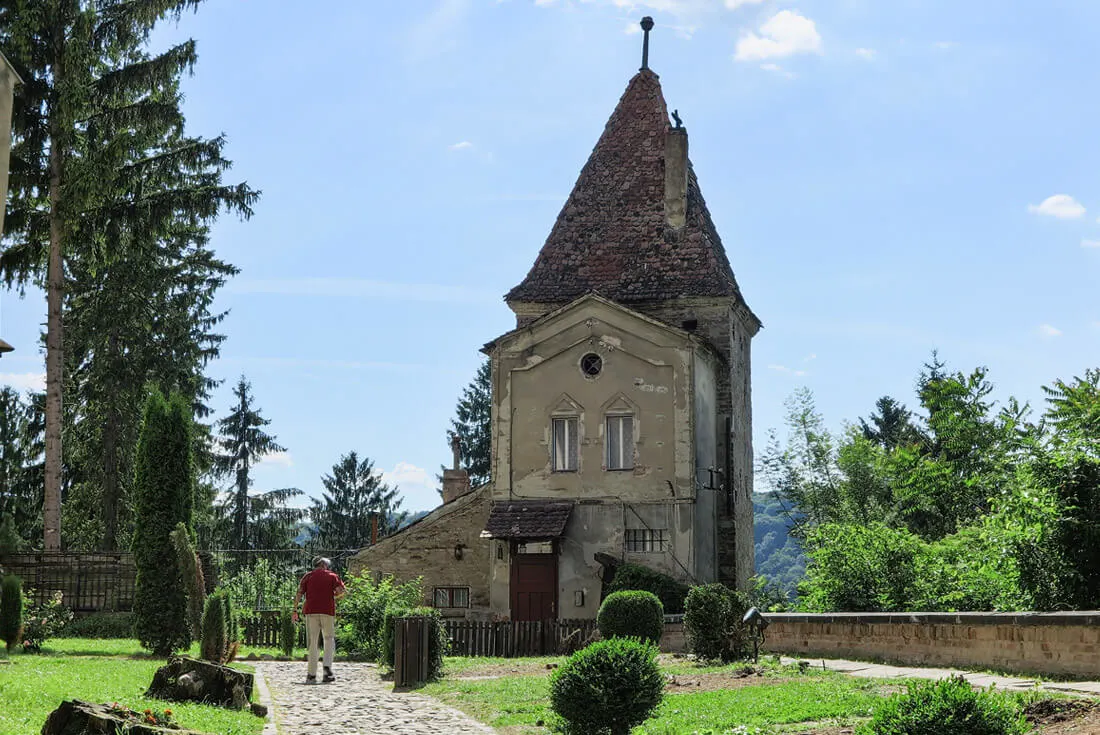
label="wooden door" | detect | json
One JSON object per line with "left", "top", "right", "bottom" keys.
{"left": 510, "top": 553, "right": 557, "bottom": 621}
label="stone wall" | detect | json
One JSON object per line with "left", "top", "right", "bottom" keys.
{"left": 348, "top": 487, "right": 493, "bottom": 619}
{"left": 763, "top": 612, "right": 1100, "bottom": 679}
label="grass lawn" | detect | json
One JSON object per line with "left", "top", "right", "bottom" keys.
{"left": 0, "top": 640, "right": 266, "bottom": 735}
{"left": 424, "top": 657, "right": 897, "bottom": 734}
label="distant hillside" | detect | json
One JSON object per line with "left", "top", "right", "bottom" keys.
{"left": 753, "top": 492, "right": 806, "bottom": 599}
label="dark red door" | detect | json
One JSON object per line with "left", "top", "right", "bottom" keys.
{"left": 510, "top": 553, "right": 557, "bottom": 621}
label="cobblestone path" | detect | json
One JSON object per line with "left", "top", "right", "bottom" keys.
{"left": 256, "top": 661, "right": 497, "bottom": 735}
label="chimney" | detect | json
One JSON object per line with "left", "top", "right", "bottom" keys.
{"left": 664, "top": 121, "right": 688, "bottom": 229}
{"left": 441, "top": 434, "right": 472, "bottom": 504}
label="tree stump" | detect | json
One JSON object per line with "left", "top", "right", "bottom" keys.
{"left": 41, "top": 700, "right": 207, "bottom": 734}
{"left": 145, "top": 656, "right": 254, "bottom": 710}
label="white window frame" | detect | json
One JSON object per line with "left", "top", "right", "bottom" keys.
{"left": 605, "top": 414, "right": 634, "bottom": 471}
{"left": 552, "top": 417, "right": 578, "bottom": 472}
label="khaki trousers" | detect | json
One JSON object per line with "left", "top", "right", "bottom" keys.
{"left": 305, "top": 613, "right": 335, "bottom": 677}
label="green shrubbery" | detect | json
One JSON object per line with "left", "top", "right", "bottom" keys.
{"left": 21, "top": 589, "right": 72, "bottom": 651}
{"left": 597, "top": 590, "right": 664, "bottom": 644}
{"left": 200, "top": 592, "right": 228, "bottom": 664}
{"left": 337, "top": 572, "right": 422, "bottom": 659}
{"left": 605, "top": 563, "right": 690, "bottom": 614}
{"left": 279, "top": 608, "right": 296, "bottom": 657}
{"left": 857, "top": 676, "right": 1028, "bottom": 735}
{"left": 170, "top": 522, "right": 205, "bottom": 638}
{"left": 381, "top": 605, "right": 447, "bottom": 681}
{"left": 0, "top": 575, "right": 23, "bottom": 652}
{"left": 550, "top": 638, "right": 664, "bottom": 735}
{"left": 59, "top": 612, "right": 134, "bottom": 639}
{"left": 684, "top": 583, "right": 750, "bottom": 662}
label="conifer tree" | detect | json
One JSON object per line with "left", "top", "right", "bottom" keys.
{"left": 311, "top": 451, "right": 405, "bottom": 549}
{"left": 0, "top": 0, "right": 257, "bottom": 551}
{"left": 213, "top": 377, "right": 299, "bottom": 550}
{"left": 132, "top": 389, "right": 194, "bottom": 655}
{"left": 442, "top": 358, "right": 492, "bottom": 489}
{"left": 0, "top": 388, "right": 43, "bottom": 548}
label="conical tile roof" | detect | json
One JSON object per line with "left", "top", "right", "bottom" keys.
{"left": 506, "top": 69, "right": 747, "bottom": 307}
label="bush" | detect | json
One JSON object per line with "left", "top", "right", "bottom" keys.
{"left": 200, "top": 592, "right": 227, "bottom": 664}
{"left": 606, "top": 563, "right": 690, "bottom": 614}
{"left": 550, "top": 638, "right": 664, "bottom": 735}
{"left": 219, "top": 558, "right": 298, "bottom": 612}
{"left": 59, "top": 612, "right": 135, "bottom": 639}
{"left": 597, "top": 590, "right": 664, "bottom": 644}
{"left": 337, "top": 572, "right": 423, "bottom": 660}
{"left": 0, "top": 575, "right": 23, "bottom": 652}
{"left": 381, "top": 605, "right": 447, "bottom": 681}
{"left": 279, "top": 608, "right": 295, "bottom": 657}
{"left": 132, "top": 390, "right": 194, "bottom": 656}
{"left": 170, "top": 522, "right": 205, "bottom": 638}
{"left": 857, "top": 675, "right": 1028, "bottom": 735}
{"left": 684, "top": 583, "right": 751, "bottom": 662}
{"left": 221, "top": 590, "right": 240, "bottom": 662}
{"left": 21, "top": 589, "right": 73, "bottom": 651}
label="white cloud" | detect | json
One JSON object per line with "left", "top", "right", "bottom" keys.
{"left": 855, "top": 47, "right": 876, "bottom": 60}
{"left": 803, "top": 353, "right": 817, "bottom": 362}
{"left": 768, "top": 363, "right": 808, "bottom": 377}
{"left": 0, "top": 372, "right": 45, "bottom": 392}
{"left": 760, "top": 63, "right": 796, "bottom": 79}
{"left": 1038, "top": 324, "right": 1063, "bottom": 338}
{"left": 1028, "top": 195, "right": 1086, "bottom": 220}
{"left": 449, "top": 140, "right": 474, "bottom": 151}
{"left": 258, "top": 451, "right": 294, "bottom": 468}
{"left": 1082, "top": 239, "right": 1100, "bottom": 249}
{"left": 735, "top": 10, "right": 823, "bottom": 62}
{"left": 383, "top": 461, "right": 440, "bottom": 513}
{"left": 725, "top": 0, "right": 766, "bottom": 8}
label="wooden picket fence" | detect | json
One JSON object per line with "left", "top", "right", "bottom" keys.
{"left": 241, "top": 610, "right": 306, "bottom": 647}
{"left": 443, "top": 619, "right": 598, "bottom": 657}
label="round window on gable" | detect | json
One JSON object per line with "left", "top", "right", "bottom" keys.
{"left": 580, "top": 353, "right": 603, "bottom": 378}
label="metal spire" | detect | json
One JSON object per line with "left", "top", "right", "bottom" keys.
{"left": 640, "top": 16, "right": 654, "bottom": 70}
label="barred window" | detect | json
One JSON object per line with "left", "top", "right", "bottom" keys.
{"left": 552, "top": 417, "right": 578, "bottom": 471}
{"left": 625, "top": 528, "right": 668, "bottom": 553}
{"left": 433, "top": 587, "right": 470, "bottom": 608}
{"left": 606, "top": 415, "right": 634, "bottom": 470}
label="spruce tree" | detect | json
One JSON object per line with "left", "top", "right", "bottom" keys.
{"left": 132, "top": 389, "right": 194, "bottom": 655}
{"left": 311, "top": 451, "right": 405, "bottom": 549}
{"left": 442, "top": 358, "right": 492, "bottom": 489}
{"left": 0, "top": 388, "right": 43, "bottom": 548}
{"left": 0, "top": 0, "right": 257, "bottom": 551}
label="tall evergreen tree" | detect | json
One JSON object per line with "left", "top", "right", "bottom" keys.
{"left": 859, "top": 396, "right": 918, "bottom": 451}
{"left": 442, "top": 358, "right": 491, "bottom": 489}
{"left": 0, "top": 0, "right": 256, "bottom": 551}
{"left": 0, "top": 388, "right": 43, "bottom": 548}
{"left": 212, "top": 376, "right": 291, "bottom": 550}
{"left": 311, "top": 451, "right": 405, "bottom": 549}
{"left": 132, "top": 389, "right": 194, "bottom": 655}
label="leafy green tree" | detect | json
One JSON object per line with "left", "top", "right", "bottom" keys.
{"left": 859, "top": 396, "right": 918, "bottom": 451}
{"left": 0, "top": 388, "right": 43, "bottom": 548}
{"left": 132, "top": 389, "right": 194, "bottom": 654}
{"left": 311, "top": 451, "right": 405, "bottom": 550}
{"left": 0, "top": 0, "right": 256, "bottom": 551}
{"left": 442, "top": 358, "right": 491, "bottom": 489}
{"left": 212, "top": 377, "right": 292, "bottom": 550}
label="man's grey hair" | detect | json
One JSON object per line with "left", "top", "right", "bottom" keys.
{"left": 313, "top": 556, "right": 332, "bottom": 569}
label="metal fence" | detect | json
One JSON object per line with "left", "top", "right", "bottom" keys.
{"left": 0, "top": 553, "right": 136, "bottom": 612}
{"left": 443, "top": 619, "right": 598, "bottom": 657}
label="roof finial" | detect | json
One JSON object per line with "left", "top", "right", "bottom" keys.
{"left": 640, "top": 16, "right": 654, "bottom": 71}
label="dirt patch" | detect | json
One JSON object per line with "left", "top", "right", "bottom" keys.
{"left": 664, "top": 672, "right": 795, "bottom": 694}
{"left": 455, "top": 661, "right": 561, "bottom": 679}
{"left": 1026, "top": 699, "right": 1100, "bottom": 734}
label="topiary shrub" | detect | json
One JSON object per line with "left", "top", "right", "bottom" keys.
{"left": 221, "top": 590, "right": 240, "bottom": 663}
{"left": 0, "top": 575, "right": 23, "bottom": 652}
{"left": 684, "top": 583, "right": 751, "bottom": 662}
{"left": 279, "top": 608, "right": 295, "bottom": 658}
{"left": 381, "top": 605, "right": 448, "bottom": 681}
{"left": 550, "top": 638, "right": 664, "bottom": 735}
{"left": 60, "top": 612, "right": 135, "bottom": 639}
{"left": 597, "top": 590, "right": 664, "bottom": 644}
{"left": 857, "top": 675, "right": 1028, "bottom": 735}
{"left": 606, "top": 563, "right": 690, "bottom": 614}
{"left": 170, "top": 522, "right": 205, "bottom": 639}
{"left": 200, "top": 592, "right": 227, "bottom": 664}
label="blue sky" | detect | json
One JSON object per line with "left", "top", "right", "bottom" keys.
{"left": 1, "top": 0, "right": 1098, "bottom": 513}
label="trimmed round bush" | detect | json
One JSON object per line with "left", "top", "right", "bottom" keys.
{"left": 597, "top": 590, "right": 664, "bottom": 644}
{"left": 606, "top": 563, "right": 690, "bottom": 614}
{"left": 857, "top": 675, "right": 1028, "bottom": 735}
{"left": 550, "top": 638, "right": 664, "bottom": 735}
{"left": 684, "top": 583, "right": 751, "bottom": 662}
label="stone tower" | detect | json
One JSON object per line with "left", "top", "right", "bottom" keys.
{"left": 503, "top": 36, "right": 761, "bottom": 589}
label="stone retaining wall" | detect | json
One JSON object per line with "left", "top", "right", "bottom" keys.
{"left": 762, "top": 612, "right": 1100, "bottom": 678}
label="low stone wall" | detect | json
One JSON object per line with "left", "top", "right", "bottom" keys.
{"left": 762, "top": 612, "right": 1100, "bottom": 679}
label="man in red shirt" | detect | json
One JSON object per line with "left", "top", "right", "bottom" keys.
{"left": 292, "top": 556, "right": 346, "bottom": 683}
